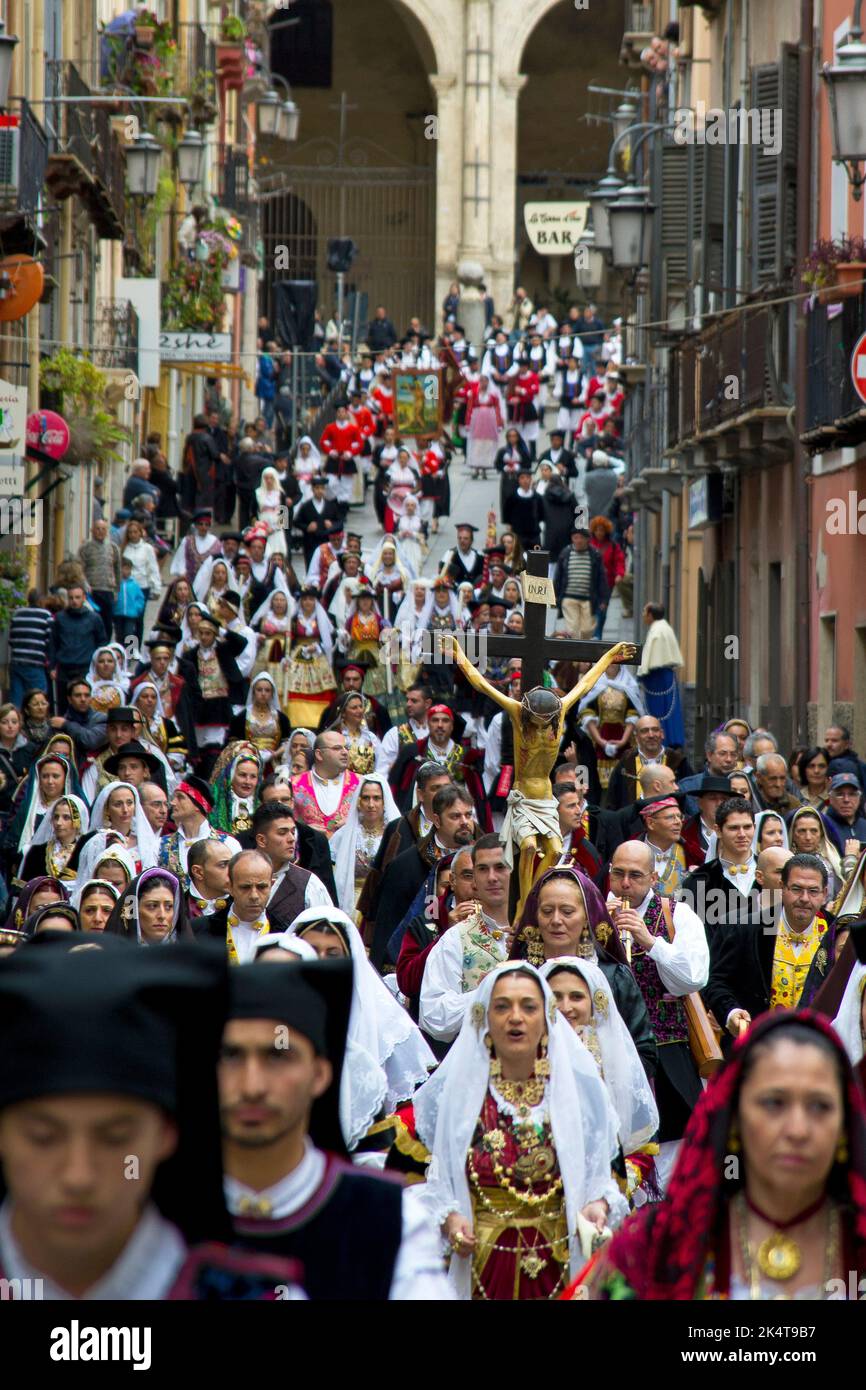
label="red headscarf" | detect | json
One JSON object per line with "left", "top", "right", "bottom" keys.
{"left": 571, "top": 1009, "right": 866, "bottom": 1300}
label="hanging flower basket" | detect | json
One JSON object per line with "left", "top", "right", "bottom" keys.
{"left": 135, "top": 24, "right": 155, "bottom": 48}
{"left": 804, "top": 236, "right": 866, "bottom": 305}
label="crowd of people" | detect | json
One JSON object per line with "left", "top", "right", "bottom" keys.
{"left": 0, "top": 297, "right": 864, "bottom": 1305}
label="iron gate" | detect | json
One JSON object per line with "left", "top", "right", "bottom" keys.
{"left": 260, "top": 163, "right": 435, "bottom": 340}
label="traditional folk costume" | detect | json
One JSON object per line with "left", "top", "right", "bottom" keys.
{"left": 384, "top": 453, "right": 420, "bottom": 535}
{"left": 291, "top": 767, "right": 360, "bottom": 839}
{"left": 177, "top": 620, "right": 248, "bottom": 756}
{"left": 638, "top": 617, "right": 686, "bottom": 749}
{"left": 320, "top": 417, "right": 363, "bottom": 507}
{"left": 193, "top": 556, "right": 236, "bottom": 621}
{"left": 248, "top": 591, "right": 294, "bottom": 706}
{"left": 86, "top": 646, "right": 129, "bottom": 714}
{"left": 228, "top": 674, "right": 291, "bottom": 764}
{"left": 507, "top": 368, "right": 541, "bottom": 455}
{"left": 286, "top": 596, "right": 337, "bottom": 729}
{"left": 104, "top": 867, "right": 192, "bottom": 946}
{"left": 415, "top": 961, "right": 626, "bottom": 1301}
{"left": 209, "top": 743, "right": 264, "bottom": 837}
{"left": 330, "top": 774, "right": 400, "bottom": 917}
{"left": 567, "top": 1010, "right": 866, "bottom": 1301}
{"left": 128, "top": 681, "right": 188, "bottom": 773}
{"left": 169, "top": 524, "right": 222, "bottom": 584}
{"left": 344, "top": 593, "right": 386, "bottom": 699}
{"left": 578, "top": 670, "right": 644, "bottom": 792}
{"left": 19, "top": 794, "right": 90, "bottom": 885}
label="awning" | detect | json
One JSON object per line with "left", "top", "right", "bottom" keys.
{"left": 170, "top": 361, "right": 253, "bottom": 388}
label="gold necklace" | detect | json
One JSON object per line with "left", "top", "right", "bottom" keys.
{"left": 495, "top": 1075, "right": 546, "bottom": 1112}
{"left": 736, "top": 1193, "right": 839, "bottom": 1296}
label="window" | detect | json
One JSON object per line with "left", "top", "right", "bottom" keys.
{"left": 270, "top": 0, "right": 333, "bottom": 90}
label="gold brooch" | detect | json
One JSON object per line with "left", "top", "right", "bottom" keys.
{"left": 471, "top": 1001, "right": 486, "bottom": 1032}
{"left": 593, "top": 989, "right": 609, "bottom": 1018}
{"left": 595, "top": 921, "right": 611, "bottom": 945}
{"left": 815, "top": 947, "right": 827, "bottom": 975}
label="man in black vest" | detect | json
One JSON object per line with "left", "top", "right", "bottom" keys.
{"left": 195, "top": 850, "right": 287, "bottom": 962}
{"left": 239, "top": 782, "right": 338, "bottom": 905}
{"left": 251, "top": 802, "right": 331, "bottom": 922}
{"left": 221, "top": 959, "right": 450, "bottom": 1300}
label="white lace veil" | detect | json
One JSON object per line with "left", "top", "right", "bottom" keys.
{"left": 193, "top": 555, "right": 236, "bottom": 603}
{"left": 752, "top": 810, "right": 790, "bottom": 854}
{"left": 413, "top": 960, "right": 626, "bottom": 1298}
{"left": 539, "top": 957, "right": 658, "bottom": 1152}
{"left": 87, "top": 781, "right": 160, "bottom": 868}
{"left": 252, "top": 931, "right": 320, "bottom": 963}
{"left": 831, "top": 961, "right": 866, "bottom": 1068}
{"left": 329, "top": 773, "right": 400, "bottom": 915}
{"left": 250, "top": 579, "right": 295, "bottom": 629}
{"left": 285, "top": 905, "right": 435, "bottom": 1149}
{"left": 28, "top": 794, "right": 91, "bottom": 849}
{"left": 72, "top": 835, "right": 138, "bottom": 903}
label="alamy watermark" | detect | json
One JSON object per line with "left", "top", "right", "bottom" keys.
{"left": 0, "top": 497, "right": 43, "bottom": 544}
{"left": 673, "top": 100, "right": 781, "bottom": 157}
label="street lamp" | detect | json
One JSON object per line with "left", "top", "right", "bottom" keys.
{"left": 608, "top": 182, "right": 655, "bottom": 270}
{"left": 177, "top": 128, "right": 204, "bottom": 190}
{"left": 280, "top": 98, "right": 300, "bottom": 143}
{"left": 256, "top": 86, "right": 282, "bottom": 139}
{"left": 612, "top": 96, "right": 639, "bottom": 144}
{"left": 822, "top": 2, "right": 866, "bottom": 199}
{"left": 126, "top": 131, "right": 162, "bottom": 197}
{"left": 0, "top": 21, "right": 19, "bottom": 110}
{"left": 574, "top": 225, "right": 605, "bottom": 290}
{"left": 588, "top": 171, "right": 624, "bottom": 252}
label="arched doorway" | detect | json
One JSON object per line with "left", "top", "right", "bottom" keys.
{"left": 262, "top": 0, "right": 437, "bottom": 334}
{"left": 515, "top": 0, "right": 624, "bottom": 316}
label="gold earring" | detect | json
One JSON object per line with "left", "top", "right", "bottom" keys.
{"left": 535, "top": 1035, "right": 551, "bottom": 1079}
{"left": 836, "top": 1133, "right": 848, "bottom": 1164}
{"left": 728, "top": 1125, "right": 740, "bottom": 1154}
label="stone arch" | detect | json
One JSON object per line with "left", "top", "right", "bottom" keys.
{"left": 387, "top": 0, "right": 455, "bottom": 79}
{"left": 497, "top": 0, "right": 574, "bottom": 80}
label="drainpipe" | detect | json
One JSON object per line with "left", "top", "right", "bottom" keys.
{"left": 794, "top": 0, "right": 814, "bottom": 742}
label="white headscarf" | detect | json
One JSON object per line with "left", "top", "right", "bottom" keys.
{"left": 179, "top": 603, "right": 206, "bottom": 654}
{"left": 256, "top": 467, "right": 284, "bottom": 511}
{"left": 87, "top": 646, "right": 129, "bottom": 696}
{"left": 294, "top": 596, "right": 334, "bottom": 660}
{"left": 285, "top": 905, "right": 436, "bottom": 1149}
{"left": 87, "top": 781, "right": 160, "bottom": 869}
{"left": 833, "top": 848, "right": 866, "bottom": 918}
{"left": 250, "top": 581, "right": 295, "bottom": 630}
{"left": 329, "top": 773, "right": 400, "bottom": 915}
{"left": 128, "top": 679, "right": 167, "bottom": 732}
{"left": 393, "top": 578, "right": 431, "bottom": 638}
{"left": 293, "top": 436, "right": 321, "bottom": 480}
{"left": 418, "top": 586, "right": 462, "bottom": 629}
{"left": 539, "top": 957, "right": 658, "bottom": 1152}
{"left": 17, "top": 754, "right": 78, "bottom": 850}
{"left": 752, "top": 810, "right": 790, "bottom": 855}
{"left": 71, "top": 876, "right": 121, "bottom": 913}
{"left": 72, "top": 835, "right": 138, "bottom": 902}
{"left": 193, "top": 555, "right": 236, "bottom": 604}
{"left": 28, "top": 794, "right": 91, "bottom": 849}
{"left": 577, "top": 668, "right": 645, "bottom": 719}
{"left": 245, "top": 672, "right": 281, "bottom": 721}
{"left": 252, "top": 932, "right": 319, "bottom": 963}
{"left": 414, "top": 960, "right": 625, "bottom": 1298}
{"left": 831, "top": 961, "right": 866, "bottom": 1068}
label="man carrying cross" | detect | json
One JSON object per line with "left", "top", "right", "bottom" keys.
{"left": 445, "top": 557, "right": 637, "bottom": 912}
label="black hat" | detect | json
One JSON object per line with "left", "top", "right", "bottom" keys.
{"left": 104, "top": 739, "right": 164, "bottom": 780}
{"left": 299, "top": 583, "right": 320, "bottom": 598}
{"left": 220, "top": 531, "right": 244, "bottom": 544}
{"left": 0, "top": 939, "right": 232, "bottom": 1243}
{"left": 217, "top": 589, "right": 242, "bottom": 614}
{"left": 485, "top": 545, "right": 506, "bottom": 561}
{"left": 228, "top": 959, "right": 352, "bottom": 1157}
{"left": 549, "top": 428, "right": 566, "bottom": 439}
{"left": 311, "top": 475, "right": 327, "bottom": 486}
{"left": 197, "top": 611, "right": 222, "bottom": 631}
{"left": 455, "top": 522, "right": 478, "bottom": 533}
{"left": 345, "top": 532, "right": 363, "bottom": 543}
{"left": 107, "top": 706, "right": 137, "bottom": 726}
{"left": 696, "top": 774, "right": 733, "bottom": 797}
{"left": 487, "top": 596, "right": 513, "bottom": 612}
{"left": 175, "top": 774, "right": 215, "bottom": 813}
{"left": 193, "top": 508, "right": 213, "bottom": 521}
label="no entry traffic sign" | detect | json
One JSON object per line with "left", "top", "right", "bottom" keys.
{"left": 852, "top": 330, "right": 866, "bottom": 405}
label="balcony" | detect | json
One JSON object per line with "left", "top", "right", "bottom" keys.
{"left": 44, "top": 61, "right": 125, "bottom": 240}
{"left": 91, "top": 299, "right": 139, "bottom": 376}
{"left": 0, "top": 100, "right": 49, "bottom": 252}
{"left": 801, "top": 291, "right": 866, "bottom": 452}
{"left": 620, "top": 1, "right": 655, "bottom": 69}
{"left": 218, "top": 146, "right": 253, "bottom": 214}
{"left": 667, "top": 303, "right": 794, "bottom": 469}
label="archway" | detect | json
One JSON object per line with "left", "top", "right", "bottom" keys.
{"left": 264, "top": 0, "right": 438, "bottom": 331}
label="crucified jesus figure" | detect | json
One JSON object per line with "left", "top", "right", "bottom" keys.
{"left": 446, "top": 635, "right": 639, "bottom": 914}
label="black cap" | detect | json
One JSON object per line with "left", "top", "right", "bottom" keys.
{"left": 228, "top": 959, "right": 352, "bottom": 1157}
{"left": 549, "top": 428, "right": 565, "bottom": 439}
{"left": 218, "top": 590, "right": 242, "bottom": 613}
{"left": 193, "top": 508, "right": 213, "bottom": 521}
{"left": 696, "top": 774, "right": 733, "bottom": 796}
{"left": 197, "top": 612, "right": 222, "bottom": 631}
{"left": 175, "top": 773, "right": 215, "bottom": 813}
{"left": 455, "top": 522, "right": 478, "bottom": 533}
{"left": 107, "top": 706, "right": 137, "bottom": 725}
{"left": 0, "top": 939, "right": 232, "bottom": 1243}
{"left": 220, "top": 531, "right": 244, "bottom": 544}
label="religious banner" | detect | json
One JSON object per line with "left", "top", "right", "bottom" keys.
{"left": 523, "top": 202, "right": 589, "bottom": 255}
{"left": 393, "top": 368, "right": 443, "bottom": 441}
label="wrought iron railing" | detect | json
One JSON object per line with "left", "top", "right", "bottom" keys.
{"left": 218, "top": 145, "right": 253, "bottom": 213}
{"left": 804, "top": 289, "right": 866, "bottom": 436}
{"left": 44, "top": 60, "right": 125, "bottom": 238}
{"left": 0, "top": 100, "right": 49, "bottom": 214}
{"left": 91, "top": 299, "right": 139, "bottom": 374}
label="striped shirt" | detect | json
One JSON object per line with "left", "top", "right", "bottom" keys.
{"left": 565, "top": 549, "right": 593, "bottom": 598}
{"left": 9, "top": 607, "right": 53, "bottom": 666}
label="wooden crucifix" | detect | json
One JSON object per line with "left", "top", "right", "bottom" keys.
{"left": 445, "top": 549, "right": 641, "bottom": 913}
{"left": 483, "top": 549, "right": 641, "bottom": 691}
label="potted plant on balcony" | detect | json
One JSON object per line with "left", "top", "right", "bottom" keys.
{"left": 217, "top": 15, "right": 246, "bottom": 78}
{"left": 39, "top": 350, "right": 132, "bottom": 470}
{"left": 134, "top": 8, "right": 159, "bottom": 48}
{"left": 802, "top": 236, "right": 866, "bottom": 306}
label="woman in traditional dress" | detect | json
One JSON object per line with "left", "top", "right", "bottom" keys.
{"left": 415, "top": 960, "right": 625, "bottom": 1301}
{"left": 344, "top": 584, "right": 386, "bottom": 696}
{"left": 193, "top": 556, "right": 235, "bottom": 620}
{"left": 568, "top": 1010, "right": 866, "bottom": 1300}
{"left": 254, "top": 466, "right": 288, "bottom": 557}
{"left": 229, "top": 674, "right": 291, "bottom": 766}
{"left": 396, "top": 493, "right": 426, "bottom": 579}
{"left": 178, "top": 602, "right": 206, "bottom": 658}
{"left": 788, "top": 806, "right": 850, "bottom": 904}
{"left": 555, "top": 354, "right": 584, "bottom": 444}
{"left": 156, "top": 575, "right": 193, "bottom": 632}
{"left": 292, "top": 434, "right": 322, "bottom": 500}
{"left": 105, "top": 867, "right": 192, "bottom": 946}
{"left": 753, "top": 810, "right": 790, "bottom": 854}
{"left": 128, "top": 680, "right": 187, "bottom": 774}
{"left": 284, "top": 905, "right": 436, "bottom": 1152}
{"left": 465, "top": 375, "right": 503, "bottom": 480}
{"left": 85, "top": 781, "right": 160, "bottom": 873}
{"left": 502, "top": 577, "right": 524, "bottom": 613}
{"left": 3, "top": 876, "right": 68, "bottom": 934}
{"left": 4, "top": 750, "right": 83, "bottom": 876}
{"left": 209, "top": 742, "right": 264, "bottom": 837}
{"left": 576, "top": 661, "right": 643, "bottom": 795}
{"left": 322, "top": 694, "right": 384, "bottom": 779}
{"left": 19, "top": 793, "right": 90, "bottom": 884}
{"left": 85, "top": 646, "right": 129, "bottom": 714}
{"left": 510, "top": 866, "right": 656, "bottom": 1079}
{"left": 369, "top": 538, "right": 410, "bottom": 622}
{"left": 499, "top": 528, "right": 525, "bottom": 576}
{"left": 540, "top": 957, "right": 659, "bottom": 1202}
{"left": 75, "top": 843, "right": 137, "bottom": 901}
{"left": 249, "top": 589, "right": 295, "bottom": 700}
{"left": 75, "top": 879, "right": 121, "bottom": 932}
{"left": 330, "top": 773, "right": 400, "bottom": 918}
{"left": 384, "top": 446, "right": 421, "bottom": 535}
{"left": 286, "top": 586, "right": 337, "bottom": 729}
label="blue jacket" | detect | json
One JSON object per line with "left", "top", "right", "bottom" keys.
{"left": 51, "top": 607, "right": 106, "bottom": 668}
{"left": 255, "top": 353, "right": 278, "bottom": 401}
{"left": 115, "top": 576, "right": 146, "bottom": 619}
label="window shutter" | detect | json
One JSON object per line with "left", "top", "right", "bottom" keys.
{"left": 779, "top": 41, "right": 800, "bottom": 274}
{"left": 750, "top": 51, "right": 798, "bottom": 286}
{"left": 660, "top": 140, "right": 689, "bottom": 315}
{"left": 687, "top": 142, "right": 706, "bottom": 315}
{"left": 702, "top": 141, "right": 726, "bottom": 306}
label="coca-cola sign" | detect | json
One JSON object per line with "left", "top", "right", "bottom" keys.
{"left": 26, "top": 410, "right": 70, "bottom": 459}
